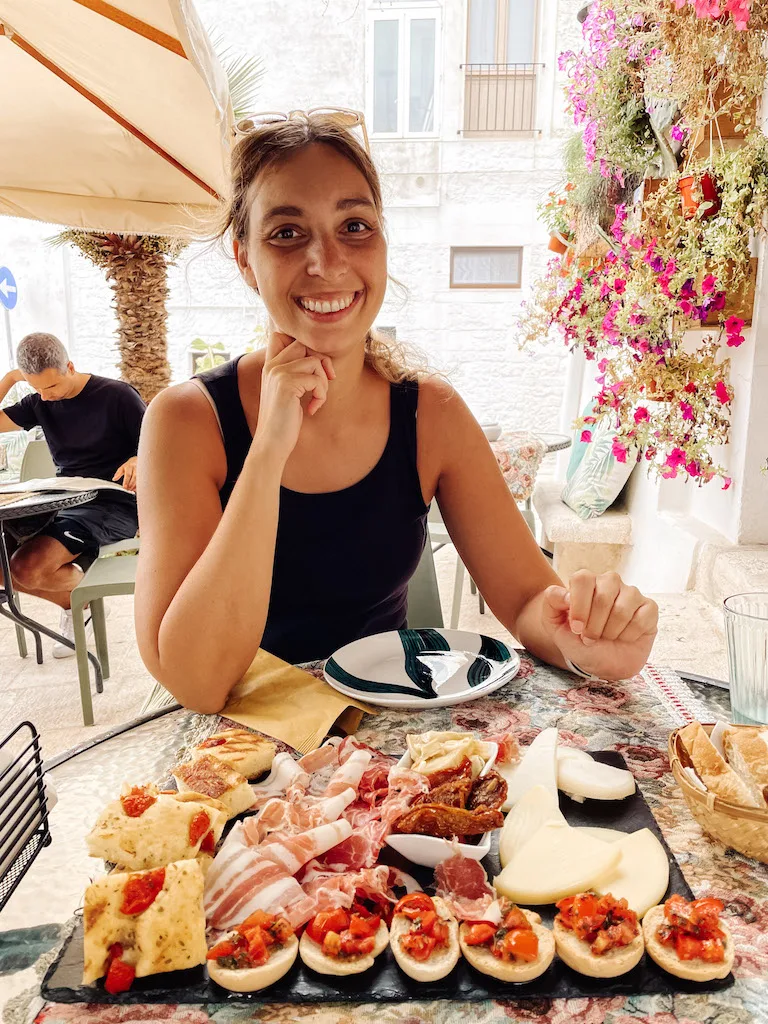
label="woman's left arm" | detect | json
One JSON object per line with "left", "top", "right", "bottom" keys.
{"left": 419, "top": 380, "right": 658, "bottom": 681}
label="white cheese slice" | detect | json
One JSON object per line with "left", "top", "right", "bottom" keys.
{"left": 557, "top": 756, "right": 636, "bottom": 802}
{"left": 498, "top": 784, "right": 566, "bottom": 867}
{"left": 575, "top": 826, "right": 627, "bottom": 843}
{"left": 501, "top": 727, "right": 558, "bottom": 811}
{"left": 595, "top": 828, "right": 670, "bottom": 918}
{"left": 493, "top": 822, "right": 621, "bottom": 905}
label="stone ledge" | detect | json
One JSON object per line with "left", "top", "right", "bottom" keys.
{"left": 532, "top": 480, "right": 633, "bottom": 545}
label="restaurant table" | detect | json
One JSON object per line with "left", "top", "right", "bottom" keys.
{"left": 1, "top": 658, "right": 766, "bottom": 1024}
{"left": 0, "top": 491, "right": 102, "bottom": 691}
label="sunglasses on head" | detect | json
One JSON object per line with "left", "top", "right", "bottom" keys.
{"left": 233, "top": 107, "right": 370, "bottom": 154}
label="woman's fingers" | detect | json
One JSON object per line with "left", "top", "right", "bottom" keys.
{"left": 618, "top": 600, "right": 659, "bottom": 644}
{"left": 265, "top": 324, "right": 296, "bottom": 361}
{"left": 567, "top": 570, "right": 596, "bottom": 637}
{"left": 599, "top": 586, "right": 644, "bottom": 641}
{"left": 267, "top": 339, "right": 307, "bottom": 368}
{"left": 581, "top": 573, "right": 623, "bottom": 645}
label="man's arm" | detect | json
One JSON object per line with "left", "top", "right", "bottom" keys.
{"left": 0, "top": 371, "right": 29, "bottom": 433}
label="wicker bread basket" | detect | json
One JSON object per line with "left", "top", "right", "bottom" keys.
{"left": 669, "top": 722, "right": 768, "bottom": 864}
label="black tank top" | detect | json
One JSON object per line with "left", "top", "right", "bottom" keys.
{"left": 196, "top": 357, "right": 429, "bottom": 664}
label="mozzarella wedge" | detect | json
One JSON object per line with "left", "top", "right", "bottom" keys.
{"left": 501, "top": 728, "right": 558, "bottom": 811}
{"left": 498, "top": 784, "right": 566, "bottom": 868}
{"left": 595, "top": 828, "right": 669, "bottom": 918}
{"left": 557, "top": 755, "right": 635, "bottom": 802}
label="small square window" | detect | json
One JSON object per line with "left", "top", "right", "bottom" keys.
{"left": 190, "top": 349, "right": 231, "bottom": 375}
{"left": 450, "top": 247, "right": 522, "bottom": 288}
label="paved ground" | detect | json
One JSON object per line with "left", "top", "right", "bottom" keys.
{"left": 1, "top": 545, "right": 728, "bottom": 761}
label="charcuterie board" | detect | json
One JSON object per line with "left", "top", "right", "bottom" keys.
{"left": 42, "top": 753, "right": 734, "bottom": 1004}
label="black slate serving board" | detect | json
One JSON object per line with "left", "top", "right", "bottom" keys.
{"left": 42, "top": 752, "right": 734, "bottom": 1004}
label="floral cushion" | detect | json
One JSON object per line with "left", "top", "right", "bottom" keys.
{"left": 561, "top": 408, "right": 637, "bottom": 520}
{"left": 491, "top": 431, "right": 547, "bottom": 502}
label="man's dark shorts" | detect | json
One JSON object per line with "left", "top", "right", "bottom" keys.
{"left": 7, "top": 492, "right": 138, "bottom": 570}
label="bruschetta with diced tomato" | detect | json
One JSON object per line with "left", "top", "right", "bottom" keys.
{"left": 299, "top": 903, "right": 389, "bottom": 976}
{"left": 389, "top": 893, "right": 460, "bottom": 982}
{"left": 207, "top": 910, "right": 298, "bottom": 992}
{"left": 460, "top": 899, "right": 554, "bottom": 982}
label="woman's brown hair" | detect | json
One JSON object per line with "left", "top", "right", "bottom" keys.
{"left": 212, "top": 112, "right": 424, "bottom": 383}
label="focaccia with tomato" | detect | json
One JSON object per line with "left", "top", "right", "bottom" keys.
{"left": 86, "top": 784, "right": 227, "bottom": 871}
{"left": 299, "top": 903, "right": 389, "bottom": 976}
{"left": 390, "top": 893, "right": 460, "bottom": 982}
{"left": 83, "top": 859, "right": 207, "bottom": 990}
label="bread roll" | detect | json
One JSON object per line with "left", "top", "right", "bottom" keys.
{"left": 390, "top": 896, "right": 460, "bottom": 982}
{"left": 553, "top": 918, "right": 644, "bottom": 978}
{"left": 195, "top": 730, "right": 277, "bottom": 780}
{"left": 299, "top": 922, "right": 388, "bottom": 975}
{"left": 722, "top": 726, "right": 768, "bottom": 808}
{"left": 642, "top": 905, "right": 734, "bottom": 981}
{"left": 208, "top": 934, "right": 298, "bottom": 991}
{"left": 460, "top": 909, "right": 555, "bottom": 982}
{"left": 679, "top": 722, "right": 760, "bottom": 807}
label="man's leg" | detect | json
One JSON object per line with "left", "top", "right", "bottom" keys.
{"left": 9, "top": 535, "right": 83, "bottom": 609}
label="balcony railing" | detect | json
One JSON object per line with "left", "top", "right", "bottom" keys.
{"left": 460, "top": 63, "right": 543, "bottom": 135}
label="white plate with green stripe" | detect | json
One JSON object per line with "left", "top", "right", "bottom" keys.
{"left": 324, "top": 628, "right": 520, "bottom": 708}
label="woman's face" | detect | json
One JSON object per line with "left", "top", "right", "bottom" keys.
{"left": 237, "top": 142, "right": 388, "bottom": 357}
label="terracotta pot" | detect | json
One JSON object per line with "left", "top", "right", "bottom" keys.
{"left": 548, "top": 233, "right": 570, "bottom": 255}
{"left": 679, "top": 172, "right": 720, "bottom": 218}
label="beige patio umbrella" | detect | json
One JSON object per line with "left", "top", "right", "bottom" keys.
{"left": 0, "top": 0, "right": 232, "bottom": 236}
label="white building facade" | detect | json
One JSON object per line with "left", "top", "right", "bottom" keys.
{"left": 1, "top": 0, "right": 581, "bottom": 434}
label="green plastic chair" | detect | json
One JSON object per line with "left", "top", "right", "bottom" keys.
{"left": 406, "top": 536, "right": 444, "bottom": 629}
{"left": 71, "top": 538, "right": 139, "bottom": 726}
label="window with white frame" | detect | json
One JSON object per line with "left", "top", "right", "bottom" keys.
{"left": 467, "top": 0, "right": 537, "bottom": 64}
{"left": 450, "top": 247, "right": 523, "bottom": 289}
{"left": 368, "top": 6, "right": 440, "bottom": 137}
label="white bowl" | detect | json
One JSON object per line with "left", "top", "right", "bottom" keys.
{"left": 386, "top": 742, "right": 499, "bottom": 868}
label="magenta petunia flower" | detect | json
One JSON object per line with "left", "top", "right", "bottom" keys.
{"left": 670, "top": 124, "right": 685, "bottom": 142}
{"left": 714, "top": 381, "right": 730, "bottom": 403}
{"left": 634, "top": 406, "right": 649, "bottom": 424}
{"left": 725, "top": 315, "right": 745, "bottom": 334}
{"left": 684, "top": 381, "right": 697, "bottom": 394}
{"left": 701, "top": 274, "right": 717, "bottom": 294}
{"left": 727, "top": 334, "right": 746, "bottom": 348}
{"left": 666, "top": 448, "right": 687, "bottom": 469}
{"left": 580, "top": 430, "right": 593, "bottom": 443}
{"left": 685, "top": 459, "right": 701, "bottom": 478}
{"left": 611, "top": 438, "right": 628, "bottom": 463}
{"left": 722, "top": 476, "right": 732, "bottom": 490}
{"left": 680, "top": 401, "right": 695, "bottom": 421}
{"left": 613, "top": 278, "right": 626, "bottom": 294}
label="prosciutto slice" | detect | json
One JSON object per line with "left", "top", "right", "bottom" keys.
{"left": 258, "top": 819, "right": 353, "bottom": 875}
{"left": 434, "top": 853, "right": 495, "bottom": 920}
{"left": 323, "top": 749, "right": 373, "bottom": 797}
{"left": 249, "top": 752, "right": 310, "bottom": 809}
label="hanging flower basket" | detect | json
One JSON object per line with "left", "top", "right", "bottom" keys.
{"left": 679, "top": 171, "right": 720, "bottom": 218}
{"left": 702, "top": 258, "right": 758, "bottom": 327}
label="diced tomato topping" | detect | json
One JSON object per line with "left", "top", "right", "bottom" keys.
{"left": 120, "top": 868, "right": 165, "bottom": 916}
{"left": 339, "top": 931, "right": 376, "bottom": 956}
{"left": 503, "top": 906, "right": 531, "bottom": 931}
{"left": 270, "top": 917, "right": 294, "bottom": 945}
{"left": 400, "top": 931, "right": 436, "bottom": 961}
{"left": 206, "top": 937, "right": 241, "bottom": 960}
{"left": 394, "top": 893, "right": 435, "bottom": 919}
{"left": 349, "top": 913, "right": 381, "bottom": 938}
{"left": 323, "top": 931, "right": 342, "bottom": 956}
{"left": 189, "top": 810, "right": 211, "bottom": 846}
{"left": 120, "top": 786, "right": 156, "bottom": 818}
{"left": 246, "top": 929, "right": 269, "bottom": 966}
{"left": 105, "top": 956, "right": 135, "bottom": 995}
{"left": 658, "top": 895, "right": 726, "bottom": 963}
{"left": 463, "top": 922, "right": 496, "bottom": 946}
{"left": 555, "top": 892, "right": 638, "bottom": 955}
{"left": 418, "top": 910, "right": 437, "bottom": 935}
{"left": 240, "top": 910, "right": 276, "bottom": 932}
{"left": 306, "top": 908, "right": 351, "bottom": 944}
{"left": 431, "top": 919, "right": 450, "bottom": 947}
{"left": 495, "top": 928, "right": 539, "bottom": 963}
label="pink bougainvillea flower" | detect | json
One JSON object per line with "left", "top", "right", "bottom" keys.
{"left": 722, "top": 476, "right": 732, "bottom": 490}
{"left": 714, "top": 381, "right": 730, "bottom": 403}
{"left": 670, "top": 124, "right": 685, "bottom": 141}
{"left": 680, "top": 401, "right": 695, "bottom": 421}
{"left": 725, "top": 315, "right": 745, "bottom": 334}
{"left": 701, "top": 274, "right": 717, "bottom": 294}
{"left": 634, "top": 406, "right": 649, "bottom": 424}
{"left": 580, "top": 430, "right": 593, "bottom": 443}
{"left": 727, "top": 334, "right": 746, "bottom": 348}
{"left": 666, "top": 448, "right": 687, "bottom": 469}
{"left": 612, "top": 438, "right": 628, "bottom": 463}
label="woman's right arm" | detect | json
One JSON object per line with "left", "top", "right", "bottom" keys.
{"left": 134, "top": 385, "right": 285, "bottom": 713}
{"left": 135, "top": 333, "right": 333, "bottom": 714}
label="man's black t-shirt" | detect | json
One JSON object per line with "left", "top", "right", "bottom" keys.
{"left": 4, "top": 375, "right": 146, "bottom": 483}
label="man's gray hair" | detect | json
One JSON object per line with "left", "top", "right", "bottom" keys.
{"left": 16, "top": 333, "right": 70, "bottom": 375}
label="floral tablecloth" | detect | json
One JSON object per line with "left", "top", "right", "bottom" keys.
{"left": 2, "top": 657, "right": 767, "bottom": 1024}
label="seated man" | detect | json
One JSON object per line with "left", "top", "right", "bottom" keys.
{"left": 0, "top": 332, "right": 145, "bottom": 657}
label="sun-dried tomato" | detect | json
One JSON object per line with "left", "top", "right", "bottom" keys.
{"left": 120, "top": 868, "right": 165, "bottom": 916}
{"left": 120, "top": 786, "right": 156, "bottom": 817}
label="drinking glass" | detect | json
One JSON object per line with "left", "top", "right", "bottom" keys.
{"left": 724, "top": 592, "right": 768, "bottom": 725}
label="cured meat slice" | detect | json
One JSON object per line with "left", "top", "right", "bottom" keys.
{"left": 247, "top": 787, "right": 357, "bottom": 843}
{"left": 392, "top": 803, "right": 503, "bottom": 838}
{"left": 324, "top": 749, "right": 373, "bottom": 798}
{"left": 434, "top": 853, "right": 495, "bottom": 920}
{"left": 485, "top": 731, "right": 521, "bottom": 765}
{"left": 249, "top": 753, "right": 310, "bottom": 809}
{"left": 467, "top": 770, "right": 508, "bottom": 811}
{"left": 297, "top": 738, "right": 342, "bottom": 773}
{"left": 258, "top": 819, "right": 353, "bottom": 875}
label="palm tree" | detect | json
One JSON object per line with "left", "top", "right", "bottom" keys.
{"left": 54, "top": 43, "right": 263, "bottom": 404}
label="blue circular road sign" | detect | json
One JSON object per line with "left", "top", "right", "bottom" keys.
{"left": 0, "top": 268, "right": 18, "bottom": 310}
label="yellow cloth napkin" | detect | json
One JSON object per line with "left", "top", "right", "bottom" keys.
{"left": 221, "top": 649, "right": 375, "bottom": 754}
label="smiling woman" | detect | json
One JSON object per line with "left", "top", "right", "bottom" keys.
{"left": 134, "top": 110, "right": 659, "bottom": 715}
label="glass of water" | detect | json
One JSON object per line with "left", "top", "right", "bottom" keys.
{"left": 724, "top": 593, "right": 768, "bottom": 725}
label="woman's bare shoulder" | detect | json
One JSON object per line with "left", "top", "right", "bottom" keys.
{"left": 141, "top": 381, "right": 226, "bottom": 481}
{"left": 416, "top": 373, "right": 474, "bottom": 437}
